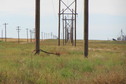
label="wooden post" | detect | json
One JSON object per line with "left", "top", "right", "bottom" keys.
{"left": 3, "top": 23, "right": 8, "bottom": 42}
{"left": 72, "top": 9, "right": 74, "bottom": 46}
{"left": 30, "top": 30, "right": 32, "bottom": 42}
{"left": 58, "top": 0, "right": 61, "bottom": 46}
{"left": 1, "top": 30, "right": 3, "bottom": 41}
{"left": 16, "top": 26, "right": 21, "bottom": 43}
{"left": 51, "top": 32, "right": 53, "bottom": 39}
{"left": 41, "top": 32, "right": 43, "bottom": 40}
{"left": 65, "top": 16, "right": 67, "bottom": 44}
{"left": 26, "top": 28, "right": 29, "bottom": 43}
{"left": 35, "top": 0, "right": 40, "bottom": 54}
{"left": 62, "top": 9, "right": 64, "bottom": 45}
{"left": 75, "top": 0, "right": 77, "bottom": 46}
{"left": 84, "top": 0, "right": 88, "bottom": 57}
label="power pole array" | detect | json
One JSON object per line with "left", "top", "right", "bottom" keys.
{"left": 58, "top": 0, "right": 77, "bottom": 46}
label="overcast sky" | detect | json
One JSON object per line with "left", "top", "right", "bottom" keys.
{"left": 0, "top": 0, "right": 126, "bottom": 40}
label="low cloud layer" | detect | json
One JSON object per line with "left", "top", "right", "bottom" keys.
{"left": 0, "top": 0, "right": 125, "bottom": 16}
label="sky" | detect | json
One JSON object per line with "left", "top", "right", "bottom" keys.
{"left": 0, "top": 0, "right": 126, "bottom": 40}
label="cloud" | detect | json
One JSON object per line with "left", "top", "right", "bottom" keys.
{"left": 0, "top": 0, "right": 126, "bottom": 16}
{"left": 90, "top": 0, "right": 126, "bottom": 16}
{"left": 0, "top": 0, "right": 35, "bottom": 16}
{"left": 0, "top": 0, "right": 84, "bottom": 16}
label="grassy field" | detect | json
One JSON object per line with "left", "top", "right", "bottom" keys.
{"left": 0, "top": 39, "right": 126, "bottom": 84}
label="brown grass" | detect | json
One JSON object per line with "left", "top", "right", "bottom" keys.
{"left": 93, "top": 71, "right": 126, "bottom": 84}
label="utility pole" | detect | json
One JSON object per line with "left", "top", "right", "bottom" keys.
{"left": 72, "top": 9, "right": 74, "bottom": 46}
{"left": 75, "top": 0, "right": 77, "bottom": 46}
{"left": 51, "top": 32, "right": 53, "bottom": 39}
{"left": 48, "top": 33, "right": 50, "bottom": 39}
{"left": 58, "top": 0, "right": 61, "bottom": 46}
{"left": 45, "top": 33, "right": 46, "bottom": 39}
{"left": 62, "top": 9, "right": 65, "bottom": 45}
{"left": 58, "top": 0, "right": 77, "bottom": 46}
{"left": 3, "top": 23, "right": 8, "bottom": 42}
{"left": 84, "top": 0, "right": 89, "bottom": 57}
{"left": 35, "top": 0, "right": 40, "bottom": 54}
{"left": 41, "top": 32, "right": 43, "bottom": 40}
{"left": 121, "top": 29, "right": 123, "bottom": 41}
{"left": 44, "top": 32, "right": 46, "bottom": 40}
{"left": 26, "top": 28, "right": 29, "bottom": 43}
{"left": 65, "top": 17, "right": 67, "bottom": 44}
{"left": 46, "top": 33, "right": 48, "bottom": 39}
{"left": 30, "top": 30, "right": 32, "bottom": 42}
{"left": 1, "top": 30, "right": 3, "bottom": 41}
{"left": 16, "top": 26, "right": 21, "bottom": 43}
{"left": 47, "top": 33, "right": 48, "bottom": 39}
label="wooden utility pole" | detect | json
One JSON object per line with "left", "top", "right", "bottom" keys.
{"left": 3, "top": 23, "right": 8, "bottom": 42}
{"left": 44, "top": 33, "right": 46, "bottom": 40}
{"left": 58, "top": 0, "right": 61, "bottom": 46}
{"left": 41, "top": 32, "right": 43, "bottom": 40}
{"left": 62, "top": 9, "right": 64, "bottom": 45}
{"left": 75, "top": 0, "right": 77, "bottom": 46}
{"left": 72, "top": 9, "right": 74, "bottom": 46}
{"left": 84, "top": 0, "right": 89, "bottom": 57}
{"left": 65, "top": 16, "right": 67, "bottom": 44}
{"left": 45, "top": 33, "right": 47, "bottom": 40}
{"left": 1, "top": 30, "right": 3, "bottom": 41}
{"left": 26, "top": 28, "right": 29, "bottom": 43}
{"left": 30, "top": 30, "right": 32, "bottom": 42}
{"left": 35, "top": 0, "right": 40, "bottom": 54}
{"left": 16, "top": 26, "right": 21, "bottom": 43}
{"left": 48, "top": 33, "right": 50, "bottom": 39}
{"left": 51, "top": 32, "right": 53, "bottom": 39}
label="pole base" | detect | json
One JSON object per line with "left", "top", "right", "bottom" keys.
{"left": 33, "top": 49, "right": 60, "bottom": 56}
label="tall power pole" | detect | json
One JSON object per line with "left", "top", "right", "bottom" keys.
{"left": 26, "top": 28, "right": 29, "bottom": 43}
{"left": 62, "top": 9, "right": 65, "bottom": 45}
{"left": 58, "top": 0, "right": 77, "bottom": 46}
{"left": 84, "top": 0, "right": 89, "bottom": 57}
{"left": 71, "top": 9, "right": 74, "bottom": 46}
{"left": 35, "top": 0, "right": 40, "bottom": 54}
{"left": 75, "top": 0, "right": 77, "bottom": 46}
{"left": 16, "top": 26, "right": 21, "bottom": 43}
{"left": 58, "top": 0, "right": 61, "bottom": 46}
{"left": 3, "top": 23, "right": 8, "bottom": 42}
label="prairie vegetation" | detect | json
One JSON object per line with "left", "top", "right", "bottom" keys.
{"left": 0, "top": 39, "right": 126, "bottom": 84}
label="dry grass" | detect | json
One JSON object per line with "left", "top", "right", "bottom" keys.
{"left": 93, "top": 71, "right": 126, "bottom": 84}
{"left": 0, "top": 39, "right": 126, "bottom": 84}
